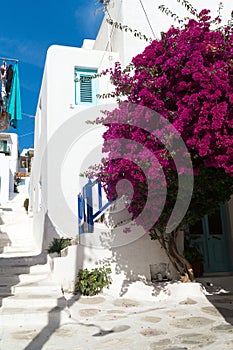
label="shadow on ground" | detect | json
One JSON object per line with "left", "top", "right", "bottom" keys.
{"left": 0, "top": 253, "right": 47, "bottom": 308}
{"left": 0, "top": 229, "right": 12, "bottom": 253}
{"left": 197, "top": 276, "right": 233, "bottom": 325}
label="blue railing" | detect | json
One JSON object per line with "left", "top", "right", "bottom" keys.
{"left": 78, "top": 179, "right": 112, "bottom": 234}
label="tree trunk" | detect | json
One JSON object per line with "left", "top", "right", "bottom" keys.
{"left": 150, "top": 227, "right": 195, "bottom": 282}
{"left": 169, "top": 232, "right": 194, "bottom": 282}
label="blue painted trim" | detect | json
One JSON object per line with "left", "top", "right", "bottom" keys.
{"left": 74, "top": 68, "right": 98, "bottom": 106}
{"left": 78, "top": 179, "right": 112, "bottom": 234}
{"left": 78, "top": 193, "right": 85, "bottom": 234}
{"left": 92, "top": 201, "right": 112, "bottom": 220}
{"left": 98, "top": 182, "right": 102, "bottom": 209}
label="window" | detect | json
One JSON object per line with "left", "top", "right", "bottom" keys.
{"left": 0, "top": 140, "right": 7, "bottom": 153}
{"left": 75, "top": 68, "right": 98, "bottom": 106}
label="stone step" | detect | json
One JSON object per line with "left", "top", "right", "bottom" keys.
{"left": 0, "top": 262, "right": 51, "bottom": 276}
{"left": 0, "top": 248, "right": 39, "bottom": 257}
{"left": 0, "top": 292, "right": 12, "bottom": 298}
{"left": 0, "top": 233, "right": 11, "bottom": 239}
{"left": 0, "top": 306, "right": 70, "bottom": 326}
{"left": 0, "top": 279, "right": 61, "bottom": 296}
{"left": 0, "top": 286, "right": 12, "bottom": 294}
{"left": 0, "top": 253, "right": 47, "bottom": 266}
{"left": 0, "top": 239, "right": 34, "bottom": 245}
{"left": 13, "top": 282, "right": 62, "bottom": 295}
{"left": 0, "top": 271, "right": 49, "bottom": 287}
{"left": 0, "top": 275, "right": 20, "bottom": 287}
{"left": 0, "top": 242, "right": 11, "bottom": 249}
{"left": 2, "top": 294, "right": 67, "bottom": 309}
{"left": 2, "top": 235, "right": 33, "bottom": 239}
{"left": 0, "top": 240, "right": 36, "bottom": 246}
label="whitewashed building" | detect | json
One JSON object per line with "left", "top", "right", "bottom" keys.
{"left": 0, "top": 133, "right": 19, "bottom": 204}
{"left": 31, "top": 0, "right": 233, "bottom": 291}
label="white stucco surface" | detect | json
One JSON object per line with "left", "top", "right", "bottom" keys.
{"left": 0, "top": 133, "right": 19, "bottom": 203}
{"left": 31, "top": 0, "right": 233, "bottom": 289}
{"left": 0, "top": 154, "right": 10, "bottom": 204}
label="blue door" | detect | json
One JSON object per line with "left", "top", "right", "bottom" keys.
{"left": 189, "top": 205, "right": 231, "bottom": 273}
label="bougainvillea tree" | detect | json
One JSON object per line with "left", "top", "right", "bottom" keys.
{"left": 88, "top": 6, "right": 233, "bottom": 281}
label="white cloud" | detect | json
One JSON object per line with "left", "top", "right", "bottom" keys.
{"left": 74, "top": 2, "right": 103, "bottom": 33}
{"left": 0, "top": 36, "right": 46, "bottom": 68}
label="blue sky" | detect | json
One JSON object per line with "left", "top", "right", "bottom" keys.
{"left": 0, "top": 0, "right": 104, "bottom": 151}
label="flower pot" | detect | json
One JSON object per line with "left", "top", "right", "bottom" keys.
{"left": 192, "top": 261, "right": 204, "bottom": 277}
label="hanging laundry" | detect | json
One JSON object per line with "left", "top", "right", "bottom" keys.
{"left": 0, "top": 61, "right": 7, "bottom": 106}
{"left": 0, "top": 109, "right": 9, "bottom": 131}
{"left": 6, "top": 62, "right": 22, "bottom": 128}
{"left": 6, "top": 64, "right": 13, "bottom": 98}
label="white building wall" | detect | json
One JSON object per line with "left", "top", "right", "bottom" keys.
{"left": 32, "top": 44, "right": 119, "bottom": 250}
{"left": 226, "top": 197, "right": 233, "bottom": 268}
{"left": 0, "top": 154, "right": 10, "bottom": 204}
{"left": 45, "top": 44, "right": 118, "bottom": 137}
{"left": 32, "top": 0, "right": 233, "bottom": 288}
{"left": 8, "top": 133, "right": 19, "bottom": 193}
{"left": 94, "top": 0, "right": 232, "bottom": 66}
{"left": 0, "top": 133, "right": 19, "bottom": 197}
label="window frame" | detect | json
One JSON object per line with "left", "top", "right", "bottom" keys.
{"left": 0, "top": 140, "right": 7, "bottom": 153}
{"left": 74, "top": 67, "right": 98, "bottom": 106}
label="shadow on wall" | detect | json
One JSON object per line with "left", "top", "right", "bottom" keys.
{"left": 78, "top": 227, "right": 177, "bottom": 298}
{"left": 42, "top": 212, "right": 62, "bottom": 250}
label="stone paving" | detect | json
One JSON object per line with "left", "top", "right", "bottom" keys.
{"left": 1, "top": 290, "right": 233, "bottom": 350}
{"left": 1, "top": 183, "right": 233, "bottom": 349}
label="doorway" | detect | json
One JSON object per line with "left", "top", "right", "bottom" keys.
{"left": 189, "top": 205, "right": 232, "bottom": 273}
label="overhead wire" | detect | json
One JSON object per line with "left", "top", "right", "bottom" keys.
{"left": 138, "top": 0, "right": 156, "bottom": 39}
{"left": 18, "top": 131, "right": 34, "bottom": 138}
{"left": 22, "top": 112, "right": 35, "bottom": 118}
{"left": 97, "top": 0, "right": 123, "bottom": 69}
{"left": 0, "top": 56, "right": 19, "bottom": 63}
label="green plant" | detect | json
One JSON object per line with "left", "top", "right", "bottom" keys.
{"left": 47, "top": 237, "right": 72, "bottom": 255}
{"left": 75, "top": 266, "right": 112, "bottom": 296}
{"left": 23, "top": 198, "right": 29, "bottom": 213}
{"left": 183, "top": 235, "right": 204, "bottom": 277}
{"left": 183, "top": 246, "right": 203, "bottom": 263}
{"left": 183, "top": 236, "right": 203, "bottom": 263}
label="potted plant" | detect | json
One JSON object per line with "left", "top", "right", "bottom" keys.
{"left": 47, "top": 237, "right": 72, "bottom": 256}
{"left": 183, "top": 238, "right": 204, "bottom": 277}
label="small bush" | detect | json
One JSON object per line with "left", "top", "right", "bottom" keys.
{"left": 23, "top": 198, "right": 29, "bottom": 213}
{"left": 47, "top": 237, "right": 72, "bottom": 255}
{"left": 75, "top": 266, "right": 112, "bottom": 296}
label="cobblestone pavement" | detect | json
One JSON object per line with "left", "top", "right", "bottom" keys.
{"left": 1, "top": 289, "right": 233, "bottom": 350}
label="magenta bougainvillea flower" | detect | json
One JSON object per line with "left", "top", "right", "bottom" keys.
{"left": 108, "top": 11, "right": 233, "bottom": 175}
{"left": 87, "top": 9, "right": 233, "bottom": 231}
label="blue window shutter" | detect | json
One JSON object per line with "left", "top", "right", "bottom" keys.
{"left": 3, "top": 140, "right": 7, "bottom": 152}
{"left": 0, "top": 140, "right": 7, "bottom": 153}
{"left": 75, "top": 68, "right": 97, "bottom": 106}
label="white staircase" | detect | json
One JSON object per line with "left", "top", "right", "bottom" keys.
{"left": 0, "top": 183, "right": 68, "bottom": 328}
